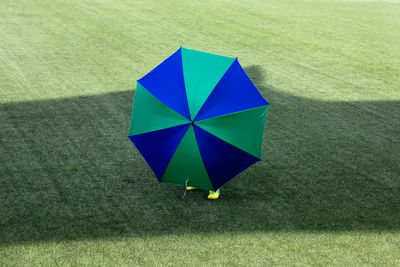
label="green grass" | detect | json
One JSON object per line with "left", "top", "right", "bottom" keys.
{"left": 1, "top": 0, "right": 400, "bottom": 265}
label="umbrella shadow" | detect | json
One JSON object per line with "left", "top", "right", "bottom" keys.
{"left": 1, "top": 69, "right": 399, "bottom": 245}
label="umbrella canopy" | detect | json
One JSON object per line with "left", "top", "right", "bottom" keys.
{"left": 128, "top": 47, "right": 269, "bottom": 191}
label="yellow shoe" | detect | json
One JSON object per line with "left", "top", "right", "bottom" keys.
{"left": 207, "top": 189, "right": 221, "bottom": 200}
{"left": 186, "top": 186, "right": 197, "bottom": 191}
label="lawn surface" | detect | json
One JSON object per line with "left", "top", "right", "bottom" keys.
{"left": 1, "top": 0, "right": 400, "bottom": 265}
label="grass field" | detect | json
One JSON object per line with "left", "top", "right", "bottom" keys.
{"left": 1, "top": 0, "right": 400, "bottom": 265}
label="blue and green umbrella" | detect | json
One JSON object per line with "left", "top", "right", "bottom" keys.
{"left": 128, "top": 47, "right": 269, "bottom": 191}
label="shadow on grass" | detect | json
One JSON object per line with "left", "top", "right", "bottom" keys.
{"left": 1, "top": 66, "right": 399, "bottom": 245}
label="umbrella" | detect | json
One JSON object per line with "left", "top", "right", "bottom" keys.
{"left": 128, "top": 47, "right": 269, "bottom": 191}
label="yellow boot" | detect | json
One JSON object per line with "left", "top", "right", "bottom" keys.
{"left": 207, "top": 189, "right": 221, "bottom": 200}
{"left": 186, "top": 186, "right": 197, "bottom": 191}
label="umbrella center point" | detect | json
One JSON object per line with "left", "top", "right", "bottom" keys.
{"left": 190, "top": 121, "right": 194, "bottom": 125}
